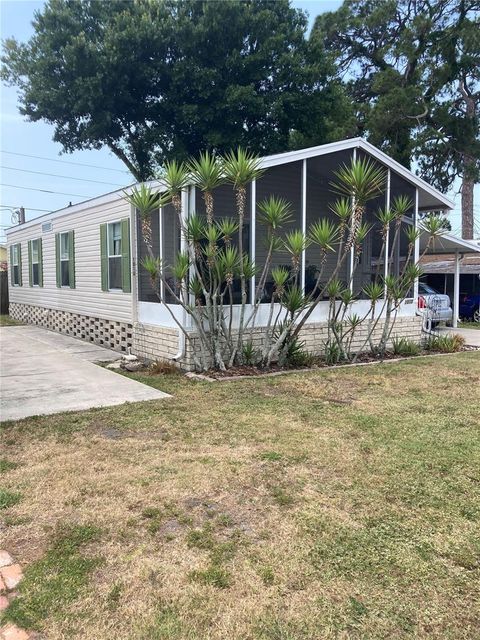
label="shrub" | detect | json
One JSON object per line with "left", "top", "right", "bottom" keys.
{"left": 242, "top": 341, "right": 259, "bottom": 366}
{"left": 323, "top": 339, "right": 342, "bottom": 365}
{"left": 148, "top": 359, "right": 180, "bottom": 375}
{"left": 392, "top": 337, "right": 421, "bottom": 357}
{"left": 424, "top": 334, "right": 465, "bottom": 353}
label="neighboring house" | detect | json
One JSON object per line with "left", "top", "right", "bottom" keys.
{"left": 6, "top": 138, "right": 480, "bottom": 367}
{"left": 420, "top": 253, "right": 480, "bottom": 298}
{"left": 0, "top": 244, "right": 7, "bottom": 271}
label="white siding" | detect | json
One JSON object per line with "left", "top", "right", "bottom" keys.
{"left": 6, "top": 195, "right": 133, "bottom": 323}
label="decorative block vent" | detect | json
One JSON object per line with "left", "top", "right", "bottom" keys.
{"left": 9, "top": 303, "right": 133, "bottom": 353}
{"left": 41, "top": 221, "right": 52, "bottom": 232}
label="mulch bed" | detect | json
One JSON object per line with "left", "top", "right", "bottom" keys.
{"left": 185, "top": 346, "right": 477, "bottom": 381}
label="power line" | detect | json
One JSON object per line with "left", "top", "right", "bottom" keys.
{"left": 0, "top": 150, "right": 130, "bottom": 174}
{"left": 0, "top": 204, "right": 51, "bottom": 212}
{"left": 1, "top": 165, "right": 124, "bottom": 187}
{"left": 1, "top": 183, "right": 91, "bottom": 198}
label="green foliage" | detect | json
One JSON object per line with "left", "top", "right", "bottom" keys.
{"left": 420, "top": 214, "right": 448, "bottom": 239}
{"left": 188, "top": 151, "right": 224, "bottom": 193}
{"left": 404, "top": 226, "right": 421, "bottom": 246}
{"left": 185, "top": 213, "right": 206, "bottom": 245}
{"left": 1, "top": 0, "right": 353, "bottom": 179}
{"left": 141, "top": 256, "right": 163, "bottom": 281}
{"left": 257, "top": 196, "right": 293, "bottom": 231}
{"left": 216, "top": 218, "right": 239, "bottom": 245}
{"left": 163, "top": 159, "right": 190, "bottom": 198}
{"left": 223, "top": 147, "right": 264, "bottom": 189}
{"left": 124, "top": 184, "right": 167, "bottom": 219}
{"left": 309, "top": 219, "right": 339, "bottom": 251}
{"left": 281, "top": 285, "right": 305, "bottom": 316}
{"left": 424, "top": 334, "right": 465, "bottom": 353}
{"left": 242, "top": 341, "right": 259, "bottom": 366}
{"left": 172, "top": 252, "right": 190, "bottom": 281}
{"left": 188, "top": 565, "right": 231, "bottom": 589}
{"left": 391, "top": 195, "right": 413, "bottom": 219}
{"left": 330, "top": 198, "right": 351, "bottom": 224}
{"left": 363, "top": 282, "right": 384, "bottom": 303}
{"left": 326, "top": 278, "right": 343, "bottom": 299}
{"left": 3, "top": 524, "right": 101, "bottom": 630}
{"left": 331, "top": 158, "right": 386, "bottom": 205}
{"left": 392, "top": 337, "right": 421, "bottom": 357}
{"left": 284, "top": 230, "right": 309, "bottom": 270}
{"left": 271, "top": 266, "right": 290, "bottom": 295}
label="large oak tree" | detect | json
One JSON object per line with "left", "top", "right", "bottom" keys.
{"left": 1, "top": 0, "right": 353, "bottom": 181}
{"left": 312, "top": 0, "right": 479, "bottom": 238}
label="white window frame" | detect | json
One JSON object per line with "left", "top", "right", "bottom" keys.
{"left": 12, "top": 243, "right": 20, "bottom": 286}
{"left": 31, "top": 238, "right": 40, "bottom": 287}
{"left": 59, "top": 232, "right": 70, "bottom": 288}
{"left": 107, "top": 221, "right": 122, "bottom": 291}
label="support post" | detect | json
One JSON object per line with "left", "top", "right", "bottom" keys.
{"left": 413, "top": 188, "right": 420, "bottom": 301}
{"left": 384, "top": 168, "right": 391, "bottom": 296}
{"left": 250, "top": 179, "right": 256, "bottom": 304}
{"left": 159, "top": 205, "right": 164, "bottom": 300}
{"left": 349, "top": 149, "right": 357, "bottom": 291}
{"left": 453, "top": 250, "right": 460, "bottom": 328}
{"left": 301, "top": 159, "right": 307, "bottom": 293}
{"left": 188, "top": 186, "right": 196, "bottom": 307}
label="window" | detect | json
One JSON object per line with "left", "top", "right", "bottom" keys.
{"left": 56, "top": 231, "right": 75, "bottom": 288}
{"left": 100, "top": 219, "right": 130, "bottom": 293}
{"left": 60, "top": 232, "right": 70, "bottom": 286}
{"left": 108, "top": 221, "right": 122, "bottom": 289}
{"left": 11, "top": 243, "right": 21, "bottom": 286}
{"left": 31, "top": 239, "right": 40, "bottom": 286}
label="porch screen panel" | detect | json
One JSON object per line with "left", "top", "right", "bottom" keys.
{"left": 389, "top": 171, "right": 416, "bottom": 293}
{"left": 305, "top": 151, "right": 352, "bottom": 296}
{"left": 255, "top": 161, "right": 302, "bottom": 302}
{"left": 352, "top": 149, "right": 388, "bottom": 298}
{"left": 137, "top": 209, "right": 160, "bottom": 302}
{"left": 162, "top": 202, "right": 181, "bottom": 304}
{"left": 195, "top": 184, "right": 251, "bottom": 304}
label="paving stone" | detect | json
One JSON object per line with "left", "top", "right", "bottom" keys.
{"left": 1, "top": 623, "right": 30, "bottom": 640}
{"left": 0, "top": 552, "right": 13, "bottom": 569}
{"left": 0, "top": 565, "right": 23, "bottom": 590}
{"left": 0, "top": 595, "right": 9, "bottom": 611}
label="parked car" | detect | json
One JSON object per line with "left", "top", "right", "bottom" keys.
{"left": 416, "top": 282, "right": 453, "bottom": 326}
{"left": 459, "top": 293, "right": 480, "bottom": 323}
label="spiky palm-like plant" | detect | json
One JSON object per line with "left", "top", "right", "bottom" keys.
{"left": 331, "top": 158, "right": 386, "bottom": 249}
{"left": 163, "top": 160, "right": 190, "bottom": 216}
{"left": 124, "top": 184, "right": 170, "bottom": 252}
{"left": 223, "top": 148, "right": 264, "bottom": 363}
{"left": 189, "top": 151, "right": 225, "bottom": 224}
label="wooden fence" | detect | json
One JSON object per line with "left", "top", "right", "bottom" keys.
{"left": 0, "top": 271, "right": 9, "bottom": 314}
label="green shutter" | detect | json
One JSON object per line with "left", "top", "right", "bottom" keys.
{"left": 68, "top": 230, "right": 75, "bottom": 289}
{"left": 100, "top": 223, "right": 108, "bottom": 291}
{"left": 9, "top": 246, "right": 14, "bottom": 286}
{"left": 28, "top": 240, "right": 33, "bottom": 286}
{"left": 55, "top": 233, "right": 61, "bottom": 287}
{"left": 38, "top": 238, "right": 43, "bottom": 287}
{"left": 121, "top": 218, "right": 131, "bottom": 293}
{"left": 18, "top": 244, "right": 22, "bottom": 286}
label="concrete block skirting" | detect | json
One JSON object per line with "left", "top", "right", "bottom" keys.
{"left": 9, "top": 302, "right": 134, "bottom": 353}
{"left": 9, "top": 303, "right": 423, "bottom": 370}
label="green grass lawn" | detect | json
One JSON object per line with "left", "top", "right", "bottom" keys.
{"left": 0, "top": 315, "right": 23, "bottom": 326}
{"left": 459, "top": 321, "right": 480, "bottom": 330}
{"left": 1, "top": 353, "right": 479, "bottom": 639}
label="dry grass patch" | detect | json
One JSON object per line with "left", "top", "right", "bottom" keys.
{"left": 1, "top": 352, "right": 479, "bottom": 638}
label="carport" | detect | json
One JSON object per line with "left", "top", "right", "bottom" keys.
{"left": 420, "top": 233, "right": 480, "bottom": 327}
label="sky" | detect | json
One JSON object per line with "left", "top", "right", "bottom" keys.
{"left": 0, "top": 0, "right": 477, "bottom": 243}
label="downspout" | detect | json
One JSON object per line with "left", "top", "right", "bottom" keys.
{"left": 172, "top": 186, "right": 190, "bottom": 364}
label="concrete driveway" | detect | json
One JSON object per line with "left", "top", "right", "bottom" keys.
{"left": 0, "top": 325, "right": 169, "bottom": 421}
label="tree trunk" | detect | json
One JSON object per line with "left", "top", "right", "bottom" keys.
{"left": 461, "top": 155, "right": 474, "bottom": 239}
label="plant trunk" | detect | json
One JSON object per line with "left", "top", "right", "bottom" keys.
{"left": 461, "top": 154, "right": 474, "bottom": 240}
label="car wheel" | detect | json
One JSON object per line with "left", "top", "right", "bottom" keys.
{"left": 474, "top": 308, "right": 480, "bottom": 323}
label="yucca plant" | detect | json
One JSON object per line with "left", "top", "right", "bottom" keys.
{"left": 217, "top": 218, "right": 239, "bottom": 246}
{"left": 284, "top": 230, "right": 310, "bottom": 277}
{"left": 163, "top": 159, "right": 190, "bottom": 215}
{"left": 331, "top": 158, "right": 386, "bottom": 249}
{"left": 189, "top": 151, "right": 225, "bottom": 224}
{"left": 257, "top": 196, "right": 293, "bottom": 231}
{"left": 309, "top": 219, "right": 338, "bottom": 254}
{"left": 124, "top": 184, "right": 169, "bottom": 252}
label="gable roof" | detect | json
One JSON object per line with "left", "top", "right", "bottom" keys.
{"left": 260, "top": 137, "right": 454, "bottom": 211}
{"left": 7, "top": 137, "right": 454, "bottom": 236}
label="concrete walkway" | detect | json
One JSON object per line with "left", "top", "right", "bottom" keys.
{"left": 436, "top": 326, "right": 480, "bottom": 347}
{"left": 0, "top": 325, "right": 169, "bottom": 422}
